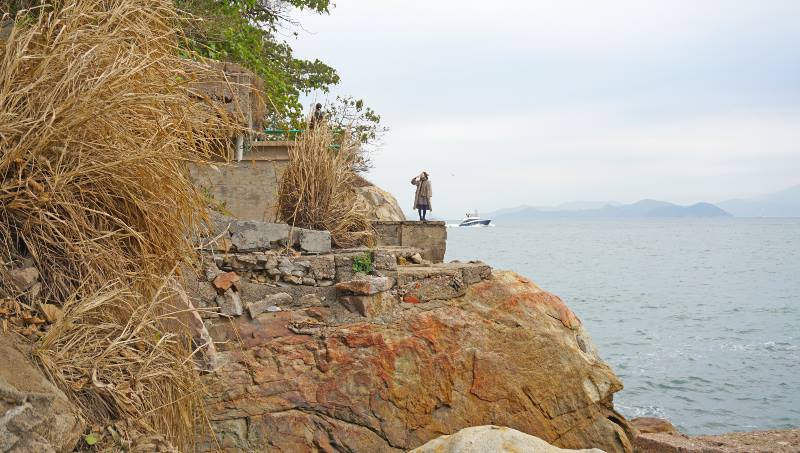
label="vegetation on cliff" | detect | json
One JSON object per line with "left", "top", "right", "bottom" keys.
{"left": 0, "top": 0, "right": 240, "bottom": 449}
{"left": 278, "top": 125, "right": 375, "bottom": 247}
{"left": 176, "top": 0, "right": 338, "bottom": 125}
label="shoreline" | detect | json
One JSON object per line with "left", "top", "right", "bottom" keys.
{"left": 631, "top": 416, "right": 800, "bottom": 453}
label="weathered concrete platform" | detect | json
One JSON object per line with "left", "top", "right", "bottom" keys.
{"left": 374, "top": 221, "right": 447, "bottom": 263}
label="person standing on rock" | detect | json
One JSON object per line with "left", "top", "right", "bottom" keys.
{"left": 411, "top": 172, "right": 432, "bottom": 221}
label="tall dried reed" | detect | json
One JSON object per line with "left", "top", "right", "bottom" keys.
{"left": 0, "top": 0, "right": 243, "bottom": 448}
{"left": 278, "top": 125, "right": 375, "bottom": 248}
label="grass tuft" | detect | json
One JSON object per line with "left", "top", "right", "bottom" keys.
{"left": 278, "top": 125, "right": 375, "bottom": 248}
{"left": 0, "top": 0, "right": 244, "bottom": 449}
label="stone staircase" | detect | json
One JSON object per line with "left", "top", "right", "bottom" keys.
{"left": 183, "top": 215, "right": 492, "bottom": 357}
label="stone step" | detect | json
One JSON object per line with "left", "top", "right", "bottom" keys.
{"left": 206, "top": 245, "right": 425, "bottom": 288}
{"left": 212, "top": 253, "right": 336, "bottom": 287}
{"left": 394, "top": 261, "right": 492, "bottom": 303}
{"left": 333, "top": 261, "right": 493, "bottom": 319}
{"left": 235, "top": 280, "right": 336, "bottom": 308}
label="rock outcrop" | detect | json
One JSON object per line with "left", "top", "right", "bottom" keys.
{"left": 410, "top": 425, "right": 607, "bottom": 453}
{"left": 631, "top": 417, "right": 678, "bottom": 434}
{"left": 0, "top": 334, "right": 84, "bottom": 453}
{"left": 195, "top": 270, "right": 633, "bottom": 452}
{"left": 633, "top": 429, "right": 800, "bottom": 453}
{"left": 355, "top": 184, "right": 406, "bottom": 221}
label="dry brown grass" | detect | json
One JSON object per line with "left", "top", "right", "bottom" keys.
{"left": 0, "top": 1, "right": 239, "bottom": 301}
{"left": 35, "top": 282, "right": 203, "bottom": 450}
{"left": 0, "top": 0, "right": 243, "bottom": 449}
{"left": 278, "top": 125, "right": 375, "bottom": 248}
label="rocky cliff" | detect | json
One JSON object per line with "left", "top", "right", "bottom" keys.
{"left": 355, "top": 184, "right": 406, "bottom": 221}
{"left": 190, "top": 258, "right": 633, "bottom": 452}
{"left": 0, "top": 334, "right": 84, "bottom": 453}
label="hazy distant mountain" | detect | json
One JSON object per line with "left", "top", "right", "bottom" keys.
{"left": 495, "top": 199, "right": 731, "bottom": 220}
{"left": 540, "top": 201, "right": 622, "bottom": 211}
{"left": 717, "top": 185, "right": 800, "bottom": 217}
{"left": 484, "top": 201, "right": 619, "bottom": 218}
{"left": 482, "top": 205, "right": 535, "bottom": 219}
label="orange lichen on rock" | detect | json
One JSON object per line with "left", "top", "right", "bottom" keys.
{"left": 196, "top": 270, "right": 633, "bottom": 453}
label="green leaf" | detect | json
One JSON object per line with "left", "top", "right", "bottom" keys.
{"left": 85, "top": 433, "right": 98, "bottom": 446}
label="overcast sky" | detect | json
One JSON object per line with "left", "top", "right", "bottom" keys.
{"left": 291, "top": 0, "right": 800, "bottom": 219}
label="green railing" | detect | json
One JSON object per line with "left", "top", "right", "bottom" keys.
{"left": 263, "top": 128, "right": 303, "bottom": 140}
{"left": 261, "top": 128, "right": 340, "bottom": 150}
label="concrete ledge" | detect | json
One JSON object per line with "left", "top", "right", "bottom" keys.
{"left": 374, "top": 221, "right": 447, "bottom": 263}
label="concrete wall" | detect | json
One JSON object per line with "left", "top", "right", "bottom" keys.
{"left": 374, "top": 221, "right": 447, "bottom": 263}
{"left": 189, "top": 142, "right": 291, "bottom": 222}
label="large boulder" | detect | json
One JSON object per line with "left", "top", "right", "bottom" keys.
{"left": 199, "top": 271, "right": 633, "bottom": 452}
{"left": 0, "top": 334, "right": 84, "bottom": 453}
{"left": 410, "top": 425, "right": 607, "bottom": 453}
{"left": 355, "top": 184, "right": 406, "bottom": 221}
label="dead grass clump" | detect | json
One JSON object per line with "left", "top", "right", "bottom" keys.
{"left": 278, "top": 125, "right": 375, "bottom": 248}
{"left": 34, "top": 282, "right": 201, "bottom": 450}
{"left": 0, "top": 0, "right": 239, "bottom": 301}
{"left": 0, "top": 0, "right": 242, "bottom": 448}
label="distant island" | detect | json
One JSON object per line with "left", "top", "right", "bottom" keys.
{"left": 492, "top": 199, "right": 731, "bottom": 221}
{"left": 486, "top": 184, "right": 800, "bottom": 220}
{"left": 717, "top": 185, "right": 800, "bottom": 217}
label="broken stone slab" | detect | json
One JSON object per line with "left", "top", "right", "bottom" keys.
{"left": 204, "top": 262, "right": 223, "bottom": 282}
{"left": 460, "top": 262, "right": 493, "bottom": 285}
{"left": 164, "top": 281, "right": 218, "bottom": 370}
{"left": 247, "top": 293, "right": 292, "bottom": 318}
{"left": 277, "top": 256, "right": 296, "bottom": 275}
{"left": 216, "top": 289, "right": 243, "bottom": 316}
{"left": 298, "top": 294, "right": 322, "bottom": 307}
{"left": 335, "top": 276, "right": 395, "bottom": 296}
{"left": 212, "top": 272, "right": 240, "bottom": 292}
{"left": 396, "top": 265, "right": 465, "bottom": 302}
{"left": 631, "top": 417, "right": 678, "bottom": 434}
{"left": 234, "top": 280, "right": 335, "bottom": 308}
{"left": 294, "top": 228, "right": 331, "bottom": 253}
{"left": 332, "top": 249, "right": 372, "bottom": 281}
{"left": 256, "top": 253, "right": 278, "bottom": 269}
{"left": 337, "top": 292, "right": 395, "bottom": 318}
{"left": 229, "top": 221, "right": 290, "bottom": 252}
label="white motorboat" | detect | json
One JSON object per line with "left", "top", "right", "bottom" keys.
{"left": 458, "top": 211, "right": 492, "bottom": 227}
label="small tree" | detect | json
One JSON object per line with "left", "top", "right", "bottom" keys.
{"left": 324, "top": 96, "right": 388, "bottom": 172}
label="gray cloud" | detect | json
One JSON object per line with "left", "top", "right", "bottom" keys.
{"left": 291, "top": 0, "right": 800, "bottom": 219}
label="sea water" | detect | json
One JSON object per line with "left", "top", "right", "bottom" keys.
{"left": 445, "top": 218, "right": 800, "bottom": 435}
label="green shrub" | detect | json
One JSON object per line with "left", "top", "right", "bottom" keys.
{"left": 352, "top": 253, "right": 373, "bottom": 275}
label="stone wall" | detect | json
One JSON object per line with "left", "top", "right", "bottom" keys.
{"left": 374, "top": 221, "right": 447, "bottom": 263}
{"left": 189, "top": 142, "right": 291, "bottom": 222}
